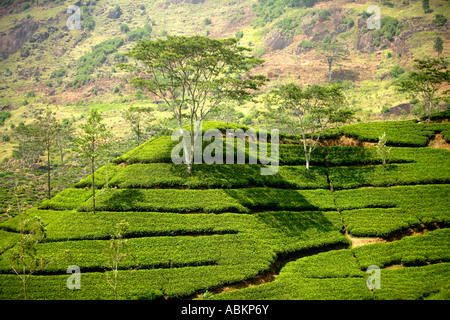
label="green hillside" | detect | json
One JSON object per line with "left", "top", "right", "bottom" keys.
{"left": 0, "top": 0, "right": 449, "bottom": 303}
{"left": 0, "top": 120, "right": 449, "bottom": 300}
{"left": 0, "top": 0, "right": 449, "bottom": 162}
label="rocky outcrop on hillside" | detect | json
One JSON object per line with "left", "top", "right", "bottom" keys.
{"left": 0, "top": 18, "right": 39, "bottom": 61}
{"left": 265, "top": 29, "right": 293, "bottom": 51}
{"left": 107, "top": 6, "right": 122, "bottom": 19}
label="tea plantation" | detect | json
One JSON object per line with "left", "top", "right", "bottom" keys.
{"left": 0, "top": 120, "right": 449, "bottom": 300}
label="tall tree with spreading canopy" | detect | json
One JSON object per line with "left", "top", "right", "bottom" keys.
{"left": 316, "top": 40, "right": 350, "bottom": 82}
{"left": 396, "top": 57, "right": 449, "bottom": 116}
{"left": 266, "top": 83, "right": 354, "bottom": 169}
{"left": 73, "top": 109, "right": 113, "bottom": 214}
{"left": 32, "top": 107, "right": 61, "bottom": 199}
{"left": 118, "top": 35, "right": 267, "bottom": 173}
{"left": 122, "top": 106, "right": 153, "bottom": 146}
{"left": 12, "top": 122, "right": 43, "bottom": 169}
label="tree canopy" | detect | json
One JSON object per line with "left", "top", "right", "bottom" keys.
{"left": 315, "top": 40, "right": 349, "bottom": 81}
{"left": 266, "top": 82, "right": 354, "bottom": 169}
{"left": 118, "top": 35, "right": 267, "bottom": 172}
{"left": 396, "top": 57, "right": 449, "bottom": 116}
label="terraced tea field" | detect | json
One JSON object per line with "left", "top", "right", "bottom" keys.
{"left": 0, "top": 120, "right": 449, "bottom": 300}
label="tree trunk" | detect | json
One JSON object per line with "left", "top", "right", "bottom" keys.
{"left": 22, "top": 278, "right": 27, "bottom": 300}
{"left": 114, "top": 267, "right": 118, "bottom": 300}
{"left": 59, "top": 141, "right": 64, "bottom": 163}
{"left": 47, "top": 144, "right": 51, "bottom": 199}
{"left": 305, "top": 152, "right": 310, "bottom": 170}
{"left": 187, "top": 136, "right": 194, "bottom": 174}
{"left": 92, "top": 159, "right": 95, "bottom": 215}
{"left": 136, "top": 123, "right": 140, "bottom": 146}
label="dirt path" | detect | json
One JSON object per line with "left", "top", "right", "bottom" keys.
{"left": 345, "top": 234, "right": 386, "bottom": 248}
{"left": 185, "top": 242, "right": 348, "bottom": 300}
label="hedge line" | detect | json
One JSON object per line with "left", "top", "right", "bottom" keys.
{"left": 213, "top": 230, "right": 450, "bottom": 300}
{"left": 51, "top": 188, "right": 337, "bottom": 213}
{"left": 373, "top": 263, "right": 450, "bottom": 300}
{"left": 106, "top": 163, "right": 329, "bottom": 190}
{"left": 38, "top": 188, "right": 92, "bottom": 210}
{"left": 323, "top": 121, "right": 450, "bottom": 147}
{"left": 0, "top": 209, "right": 348, "bottom": 299}
{"left": 77, "top": 146, "right": 449, "bottom": 191}
{"left": 335, "top": 184, "right": 450, "bottom": 237}
{"left": 353, "top": 229, "right": 450, "bottom": 269}
{"left": 328, "top": 147, "right": 450, "bottom": 190}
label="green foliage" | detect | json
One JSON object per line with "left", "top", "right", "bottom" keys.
{"left": 353, "top": 229, "right": 450, "bottom": 269}
{"left": 52, "top": 67, "right": 66, "bottom": 78}
{"left": 371, "top": 16, "right": 403, "bottom": 46}
{"left": 317, "top": 9, "right": 331, "bottom": 21}
{"left": 276, "top": 18, "right": 299, "bottom": 33}
{"left": 251, "top": 0, "right": 318, "bottom": 27}
{"left": 323, "top": 120, "right": 450, "bottom": 147}
{"left": 120, "top": 24, "right": 130, "bottom": 33}
{"left": 73, "top": 37, "right": 123, "bottom": 86}
{"left": 395, "top": 58, "right": 449, "bottom": 116}
{"left": 77, "top": 188, "right": 249, "bottom": 213}
{"left": 376, "top": 132, "right": 391, "bottom": 168}
{"left": 422, "top": 0, "right": 432, "bottom": 14}
{"left": 73, "top": 109, "right": 113, "bottom": 214}
{"left": 112, "top": 136, "right": 176, "bottom": 164}
{"left": 20, "top": 2, "right": 30, "bottom": 11}
{"left": 67, "top": 187, "right": 337, "bottom": 214}
{"left": 38, "top": 188, "right": 92, "bottom": 210}
{"left": 1, "top": 97, "right": 449, "bottom": 302}
{"left": 341, "top": 16, "right": 354, "bottom": 28}
{"left": 433, "top": 14, "right": 447, "bottom": 27}
{"left": 267, "top": 82, "right": 352, "bottom": 168}
{"left": 105, "top": 163, "right": 328, "bottom": 190}
{"left": 315, "top": 41, "right": 350, "bottom": 80}
{"left": 82, "top": 6, "right": 95, "bottom": 31}
{"left": 0, "top": 202, "right": 348, "bottom": 299}
{"left": 420, "top": 109, "right": 450, "bottom": 122}
{"left": 390, "top": 65, "right": 404, "bottom": 78}
{"left": 328, "top": 147, "right": 450, "bottom": 190}
{"left": 113, "top": 52, "right": 127, "bottom": 63}
{"left": 120, "top": 36, "right": 266, "bottom": 172}
{"left": 126, "top": 24, "right": 152, "bottom": 41}
{"left": 74, "top": 163, "right": 122, "bottom": 189}
{"left": 434, "top": 36, "right": 444, "bottom": 56}
{"left": 375, "top": 263, "right": 450, "bottom": 300}
{"left": 251, "top": 0, "right": 287, "bottom": 27}
{"left": 300, "top": 39, "right": 313, "bottom": 49}
{"left": 213, "top": 249, "right": 371, "bottom": 300}
{"left": 334, "top": 184, "right": 450, "bottom": 237}
{"left": 0, "top": 111, "right": 11, "bottom": 126}
{"left": 214, "top": 229, "right": 450, "bottom": 300}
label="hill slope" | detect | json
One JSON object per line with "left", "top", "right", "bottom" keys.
{"left": 0, "top": 0, "right": 449, "bottom": 162}
{"left": 0, "top": 0, "right": 448, "bottom": 107}
{"left": 0, "top": 120, "right": 449, "bottom": 300}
